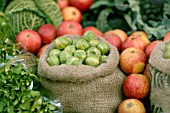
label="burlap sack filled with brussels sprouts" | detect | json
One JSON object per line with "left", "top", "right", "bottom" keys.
{"left": 149, "top": 39, "right": 170, "bottom": 113}
{"left": 38, "top": 32, "right": 126, "bottom": 113}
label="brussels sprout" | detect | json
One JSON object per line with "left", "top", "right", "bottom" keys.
{"left": 89, "top": 39, "right": 100, "bottom": 47}
{"left": 64, "top": 45, "right": 76, "bottom": 54}
{"left": 66, "top": 56, "right": 82, "bottom": 65}
{"left": 46, "top": 55, "right": 60, "bottom": 66}
{"left": 82, "top": 31, "right": 96, "bottom": 41}
{"left": 85, "top": 56, "right": 100, "bottom": 67}
{"left": 100, "top": 55, "right": 108, "bottom": 63}
{"left": 97, "top": 42, "right": 110, "bottom": 55}
{"left": 86, "top": 47, "right": 101, "bottom": 58}
{"left": 49, "top": 49, "right": 61, "bottom": 57}
{"left": 76, "top": 38, "right": 89, "bottom": 50}
{"left": 72, "top": 38, "right": 79, "bottom": 45}
{"left": 74, "top": 50, "right": 87, "bottom": 61}
{"left": 54, "top": 36, "right": 72, "bottom": 50}
{"left": 166, "top": 42, "right": 170, "bottom": 50}
{"left": 59, "top": 50, "right": 73, "bottom": 63}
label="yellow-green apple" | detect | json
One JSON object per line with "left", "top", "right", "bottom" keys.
{"left": 56, "top": 20, "right": 83, "bottom": 36}
{"left": 69, "top": 0, "right": 93, "bottom": 12}
{"left": 120, "top": 47, "right": 147, "bottom": 74}
{"left": 122, "top": 73, "right": 150, "bottom": 99}
{"left": 121, "top": 35, "right": 147, "bottom": 51}
{"left": 118, "top": 99, "right": 146, "bottom": 113}
{"left": 111, "top": 29, "right": 128, "bottom": 43}
{"left": 37, "top": 44, "right": 49, "bottom": 59}
{"left": 163, "top": 31, "right": 170, "bottom": 41}
{"left": 130, "top": 31, "right": 150, "bottom": 45}
{"left": 62, "top": 6, "right": 82, "bottom": 23}
{"left": 83, "top": 26, "right": 102, "bottom": 36}
{"left": 102, "top": 30, "right": 122, "bottom": 51}
{"left": 144, "top": 40, "right": 162, "bottom": 58}
{"left": 37, "top": 24, "right": 57, "bottom": 45}
{"left": 16, "top": 29, "right": 41, "bottom": 53}
{"left": 57, "top": 0, "right": 69, "bottom": 10}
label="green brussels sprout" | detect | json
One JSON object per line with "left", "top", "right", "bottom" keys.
{"left": 164, "top": 50, "right": 170, "bottom": 59}
{"left": 82, "top": 31, "right": 96, "bottom": 41}
{"left": 72, "top": 38, "right": 79, "bottom": 45}
{"left": 54, "top": 36, "right": 72, "bottom": 50}
{"left": 86, "top": 47, "right": 101, "bottom": 58}
{"left": 76, "top": 38, "right": 89, "bottom": 50}
{"left": 49, "top": 49, "right": 61, "bottom": 57}
{"left": 166, "top": 42, "right": 170, "bottom": 50}
{"left": 100, "top": 55, "right": 108, "bottom": 63}
{"left": 97, "top": 42, "right": 110, "bottom": 55}
{"left": 59, "top": 50, "right": 73, "bottom": 63}
{"left": 64, "top": 45, "right": 76, "bottom": 54}
{"left": 74, "top": 50, "right": 87, "bottom": 61}
{"left": 66, "top": 56, "right": 82, "bottom": 65}
{"left": 46, "top": 55, "right": 60, "bottom": 66}
{"left": 89, "top": 39, "right": 100, "bottom": 47}
{"left": 85, "top": 56, "right": 100, "bottom": 67}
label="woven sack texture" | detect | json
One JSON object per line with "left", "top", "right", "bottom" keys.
{"left": 149, "top": 39, "right": 170, "bottom": 113}
{"left": 38, "top": 34, "right": 126, "bottom": 113}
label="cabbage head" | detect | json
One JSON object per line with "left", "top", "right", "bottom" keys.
{"left": 4, "top": 0, "right": 63, "bottom": 41}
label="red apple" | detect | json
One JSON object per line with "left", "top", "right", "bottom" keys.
{"left": 130, "top": 31, "right": 150, "bottom": 45}
{"left": 121, "top": 35, "right": 147, "bottom": 51}
{"left": 83, "top": 26, "right": 102, "bottom": 36}
{"left": 120, "top": 47, "right": 147, "bottom": 74}
{"left": 62, "top": 6, "right": 82, "bottom": 23}
{"left": 56, "top": 20, "right": 83, "bottom": 36}
{"left": 118, "top": 99, "right": 146, "bottom": 113}
{"left": 102, "top": 31, "right": 122, "bottom": 51}
{"left": 57, "top": 0, "right": 69, "bottom": 10}
{"left": 144, "top": 40, "right": 162, "bottom": 58}
{"left": 69, "top": 0, "right": 93, "bottom": 12}
{"left": 122, "top": 73, "right": 150, "bottom": 99}
{"left": 37, "top": 24, "right": 57, "bottom": 45}
{"left": 163, "top": 31, "right": 170, "bottom": 41}
{"left": 16, "top": 29, "right": 41, "bottom": 53}
{"left": 37, "top": 44, "right": 49, "bottom": 58}
{"left": 143, "top": 63, "right": 150, "bottom": 80}
{"left": 111, "top": 29, "right": 128, "bottom": 43}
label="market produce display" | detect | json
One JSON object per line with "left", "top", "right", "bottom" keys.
{"left": 1, "top": 0, "right": 170, "bottom": 113}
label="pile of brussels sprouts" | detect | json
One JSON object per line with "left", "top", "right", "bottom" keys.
{"left": 46, "top": 31, "right": 110, "bottom": 67}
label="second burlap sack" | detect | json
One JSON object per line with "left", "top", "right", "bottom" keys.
{"left": 149, "top": 39, "right": 170, "bottom": 113}
{"left": 38, "top": 35, "right": 126, "bottom": 113}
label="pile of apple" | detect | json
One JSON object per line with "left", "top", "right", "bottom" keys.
{"left": 15, "top": 0, "right": 170, "bottom": 113}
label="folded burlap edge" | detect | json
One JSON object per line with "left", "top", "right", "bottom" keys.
{"left": 149, "top": 39, "right": 170, "bottom": 75}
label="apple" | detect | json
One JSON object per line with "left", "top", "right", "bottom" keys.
{"left": 144, "top": 40, "right": 162, "bottom": 58}
{"left": 143, "top": 63, "right": 150, "bottom": 80}
{"left": 69, "top": 0, "right": 93, "bottom": 12}
{"left": 102, "top": 31, "right": 122, "bottom": 51}
{"left": 57, "top": 0, "right": 69, "bottom": 10}
{"left": 130, "top": 31, "right": 150, "bottom": 45}
{"left": 62, "top": 6, "right": 82, "bottom": 23}
{"left": 122, "top": 73, "right": 150, "bottom": 99}
{"left": 37, "top": 44, "right": 49, "bottom": 58}
{"left": 56, "top": 20, "right": 83, "bottom": 36}
{"left": 163, "top": 31, "right": 170, "bottom": 41}
{"left": 83, "top": 26, "right": 102, "bottom": 36}
{"left": 16, "top": 29, "right": 41, "bottom": 53}
{"left": 37, "top": 24, "right": 57, "bottom": 45}
{"left": 118, "top": 99, "right": 146, "bottom": 113}
{"left": 121, "top": 35, "right": 147, "bottom": 51}
{"left": 111, "top": 29, "right": 128, "bottom": 43}
{"left": 120, "top": 47, "right": 147, "bottom": 74}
